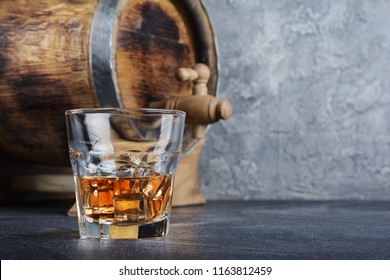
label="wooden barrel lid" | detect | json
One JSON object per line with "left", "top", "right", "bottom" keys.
{"left": 91, "top": 0, "right": 218, "bottom": 108}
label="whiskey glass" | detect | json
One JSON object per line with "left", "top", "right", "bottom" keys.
{"left": 65, "top": 108, "right": 185, "bottom": 239}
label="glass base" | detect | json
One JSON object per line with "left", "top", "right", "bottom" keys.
{"left": 79, "top": 218, "right": 169, "bottom": 239}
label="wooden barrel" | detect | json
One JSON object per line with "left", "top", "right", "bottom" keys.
{"left": 0, "top": 0, "right": 218, "bottom": 166}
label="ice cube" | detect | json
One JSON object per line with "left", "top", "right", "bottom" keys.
{"left": 142, "top": 182, "right": 154, "bottom": 198}
{"left": 113, "top": 194, "right": 142, "bottom": 222}
{"left": 97, "top": 160, "right": 116, "bottom": 175}
{"left": 117, "top": 152, "right": 142, "bottom": 166}
{"left": 143, "top": 198, "right": 156, "bottom": 221}
{"left": 114, "top": 165, "right": 136, "bottom": 177}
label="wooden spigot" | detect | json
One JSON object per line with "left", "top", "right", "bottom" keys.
{"left": 150, "top": 63, "right": 232, "bottom": 138}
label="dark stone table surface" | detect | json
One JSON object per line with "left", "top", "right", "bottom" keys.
{"left": 1, "top": 200, "right": 390, "bottom": 260}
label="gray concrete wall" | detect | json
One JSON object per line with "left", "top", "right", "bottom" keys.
{"left": 199, "top": 0, "right": 390, "bottom": 200}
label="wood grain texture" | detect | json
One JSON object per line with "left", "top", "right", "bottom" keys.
{"left": 115, "top": 0, "right": 198, "bottom": 108}
{"left": 0, "top": 0, "right": 98, "bottom": 165}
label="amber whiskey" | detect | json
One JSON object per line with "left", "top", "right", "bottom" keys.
{"left": 76, "top": 173, "right": 173, "bottom": 224}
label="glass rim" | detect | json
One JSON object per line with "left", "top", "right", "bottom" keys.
{"left": 65, "top": 107, "right": 186, "bottom": 118}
